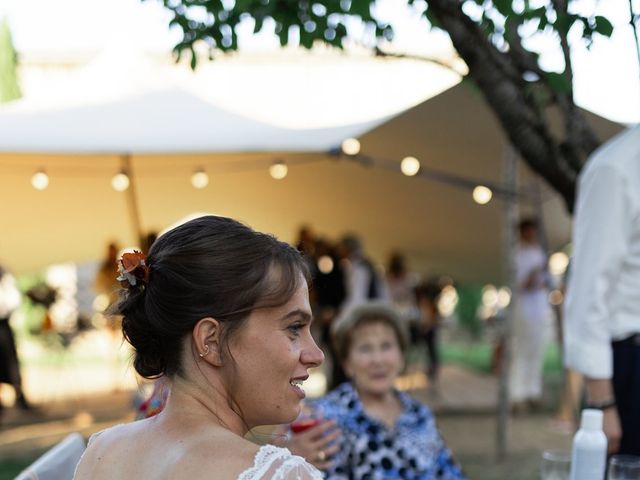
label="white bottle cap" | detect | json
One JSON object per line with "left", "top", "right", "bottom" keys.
{"left": 581, "top": 409, "right": 603, "bottom": 430}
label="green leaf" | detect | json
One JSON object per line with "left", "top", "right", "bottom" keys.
{"left": 537, "top": 15, "right": 548, "bottom": 31}
{"left": 0, "top": 19, "right": 22, "bottom": 103}
{"left": 300, "top": 30, "right": 314, "bottom": 48}
{"left": 594, "top": 16, "right": 614, "bottom": 37}
{"left": 485, "top": 19, "right": 497, "bottom": 36}
{"left": 277, "top": 24, "right": 289, "bottom": 46}
{"left": 424, "top": 7, "right": 442, "bottom": 30}
{"left": 254, "top": 16, "right": 264, "bottom": 33}
{"left": 189, "top": 46, "right": 198, "bottom": 70}
{"left": 544, "top": 71, "right": 572, "bottom": 95}
{"left": 493, "top": 0, "right": 513, "bottom": 17}
{"left": 523, "top": 6, "right": 545, "bottom": 21}
{"left": 554, "top": 13, "right": 579, "bottom": 36}
{"left": 350, "top": 0, "right": 372, "bottom": 19}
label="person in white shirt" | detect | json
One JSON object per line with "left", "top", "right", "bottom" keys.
{"left": 510, "top": 218, "right": 552, "bottom": 410}
{"left": 0, "top": 265, "right": 32, "bottom": 412}
{"left": 340, "top": 235, "right": 387, "bottom": 312}
{"left": 564, "top": 125, "right": 640, "bottom": 455}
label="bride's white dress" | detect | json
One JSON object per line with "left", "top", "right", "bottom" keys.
{"left": 238, "top": 445, "right": 323, "bottom": 480}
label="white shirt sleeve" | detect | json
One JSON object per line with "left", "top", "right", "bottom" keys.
{"left": 564, "top": 164, "right": 633, "bottom": 378}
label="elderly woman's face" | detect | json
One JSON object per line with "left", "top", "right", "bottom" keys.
{"left": 343, "top": 321, "right": 403, "bottom": 398}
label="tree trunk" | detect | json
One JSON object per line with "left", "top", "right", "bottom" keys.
{"left": 427, "top": 0, "right": 602, "bottom": 212}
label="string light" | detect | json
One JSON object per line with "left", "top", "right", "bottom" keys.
{"left": 497, "top": 287, "right": 511, "bottom": 308}
{"left": 341, "top": 138, "right": 360, "bottom": 156}
{"left": 437, "top": 285, "right": 458, "bottom": 316}
{"left": 111, "top": 170, "right": 130, "bottom": 192}
{"left": 31, "top": 169, "right": 49, "bottom": 190}
{"left": 472, "top": 185, "right": 492, "bottom": 204}
{"left": 548, "top": 252, "right": 569, "bottom": 276}
{"left": 269, "top": 160, "right": 288, "bottom": 180}
{"left": 481, "top": 284, "right": 498, "bottom": 308}
{"left": 400, "top": 156, "right": 420, "bottom": 176}
{"left": 191, "top": 168, "right": 209, "bottom": 189}
{"left": 549, "top": 289, "right": 564, "bottom": 306}
{"left": 317, "top": 255, "right": 334, "bottom": 274}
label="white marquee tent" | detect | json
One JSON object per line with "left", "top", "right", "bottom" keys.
{"left": 0, "top": 48, "right": 623, "bottom": 283}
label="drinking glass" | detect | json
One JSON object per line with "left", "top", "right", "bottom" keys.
{"left": 290, "top": 403, "right": 323, "bottom": 434}
{"left": 608, "top": 455, "right": 640, "bottom": 480}
{"left": 540, "top": 450, "right": 571, "bottom": 480}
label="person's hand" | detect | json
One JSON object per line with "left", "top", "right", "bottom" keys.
{"left": 603, "top": 407, "right": 622, "bottom": 454}
{"left": 276, "top": 420, "right": 342, "bottom": 470}
{"left": 584, "top": 378, "right": 621, "bottom": 454}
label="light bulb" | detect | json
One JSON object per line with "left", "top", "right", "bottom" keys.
{"left": 400, "top": 156, "right": 420, "bottom": 176}
{"left": 317, "top": 255, "right": 334, "bottom": 274}
{"left": 341, "top": 138, "right": 360, "bottom": 156}
{"left": 191, "top": 169, "right": 209, "bottom": 189}
{"left": 497, "top": 287, "right": 511, "bottom": 308}
{"left": 481, "top": 284, "right": 498, "bottom": 308}
{"left": 31, "top": 170, "right": 49, "bottom": 190}
{"left": 549, "top": 289, "right": 564, "bottom": 306}
{"left": 269, "top": 161, "right": 288, "bottom": 180}
{"left": 549, "top": 252, "right": 569, "bottom": 276}
{"left": 112, "top": 171, "right": 130, "bottom": 192}
{"left": 473, "top": 185, "right": 492, "bottom": 204}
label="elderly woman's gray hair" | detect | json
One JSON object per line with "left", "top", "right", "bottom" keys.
{"left": 331, "top": 302, "right": 409, "bottom": 362}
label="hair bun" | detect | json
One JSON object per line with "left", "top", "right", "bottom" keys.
{"left": 118, "top": 289, "right": 167, "bottom": 378}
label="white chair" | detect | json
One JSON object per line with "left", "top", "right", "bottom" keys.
{"left": 16, "top": 432, "right": 85, "bottom": 480}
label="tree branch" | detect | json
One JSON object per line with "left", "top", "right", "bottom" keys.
{"left": 373, "top": 46, "right": 467, "bottom": 76}
{"left": 427, "top": 0, "right": 580, "bottom": 210}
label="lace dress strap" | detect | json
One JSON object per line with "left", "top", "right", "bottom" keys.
{"left": 237, "top": 445, "right": 323, "bottom": 480}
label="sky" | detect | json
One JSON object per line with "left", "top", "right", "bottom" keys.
{"left": 1, "top": 0, "right": 639, "bottom": 124}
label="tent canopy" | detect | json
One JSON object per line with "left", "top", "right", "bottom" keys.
{"left": 0, "top": 49, "right": 623, "bottom": 282}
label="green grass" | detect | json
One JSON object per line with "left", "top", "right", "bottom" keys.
{"left": 432, "top": 342, "right": 563, "bottom": 375}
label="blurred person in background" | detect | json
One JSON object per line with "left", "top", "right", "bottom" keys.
{"left": 385, "top": 252, "right": 419, "bottom": 326}
{"left": 94, "top": 241, "right": 121, "bottom": 324}
{"left": 141, "top": 231, "right": 158, "bottom": 255}
{"left": 313, "top": 236, "right": 348, "bottom": 397}
{"left": 415, "top": 282, "right": 443, "bottom": 389}
{"left": 326, "top": 234, "right": 389, "bottom": 389}
{"left": 510, "top": 218, "right": 552, "bottom": 412}
{"left": 339, "top": 234, "right": 388, "bottom": 312}
{"left": 296, "top": 225, "right": 317, "bottom": 261}
{"left": 284, "top": 302, "right": 465, "bottom": 479}
{"left": 0, "top": 265, "right": 32, "bottom": 413}
{"left": 311, "top": 238, "right": 346, "bottom": 350}
{"left": 94, "top": 241, "right": 126, "bottom": 390}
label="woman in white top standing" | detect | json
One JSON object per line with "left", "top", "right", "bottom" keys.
{"left": 510, "top": 217, "right": 552, "bottom": 411}
{"left": 75, "top": 215, "right": 325, "bottom": 480}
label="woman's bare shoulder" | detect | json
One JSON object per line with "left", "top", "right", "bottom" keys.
{"left": 74, "top": 420, "right": 153, "bottom": 479}
{"left": 75, "top": 420, "right": 263, "bottom": 480}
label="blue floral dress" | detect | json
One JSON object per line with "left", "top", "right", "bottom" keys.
{"left": 312, "top": 383, "right": 466, "bottom": 480}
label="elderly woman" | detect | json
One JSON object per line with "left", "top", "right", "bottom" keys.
{"left": 287, "top": 302, "right": 465, "bottom": 480}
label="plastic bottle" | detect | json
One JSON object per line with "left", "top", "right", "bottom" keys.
{"left": 569, "top": 409, "right": 608, "bottom": 480}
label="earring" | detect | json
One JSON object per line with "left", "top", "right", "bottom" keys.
{"left": 198, "top": 344, "right": 210, "bottom": 358}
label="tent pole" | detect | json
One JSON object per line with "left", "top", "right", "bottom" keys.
{"left": 121, "top": 154, "right": 143, "bottom": 245}
{"left": 497, "top": 143, "right": 518, "bottom": 460}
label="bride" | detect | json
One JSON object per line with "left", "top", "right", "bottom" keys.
{"left": 75, "top": 216, "right": 325, "bottom": 479}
